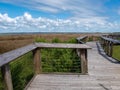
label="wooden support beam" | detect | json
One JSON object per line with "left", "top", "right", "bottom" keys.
{"left": 107, "top": 41, "right": 111, "bottom": 56}
{"left": 105, "top": 40, "right": 109, "bottom": 55}
{"left": 100, "top": 38, "right": 104, "bottom": 47}
{"left": 79, "top": 49, "right": 88, "bottom": 74}
{"left": 33, "top": 48, "right": 41, "bottom": 74}
{"left": 35, "top": 43, "right": 91, "bottom": 49}
{"left": 109, "top": 42, "right": 113, "bottom": 57}
{"left": 103, "top": 39, "right": 106, "bottom": 50}
{"left": 1, "top": 64, "right": 13, "bottom": 90}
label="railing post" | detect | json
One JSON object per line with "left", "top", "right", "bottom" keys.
{"left": 1, "top": 64, "right": 13, "bottom": 90}
{"left": 105, "top": 40, "right": 109, "bottom": 55}
{"left": 109, "top": 42, "right": 113, "bottom": 57}
{"left": 33, "top": 48, "right": 41, "bottom": 74}
{"left": 102, "top": 39, "right": 104, "bottom": 47}
{"left": 100, "top": 38, "right": 103, "bottom": 47}
{"left": 106, "top": 41, "right": 109, "bottom": 55}
{"left": 79, "top": 49, "right": 88, "bottom": 74}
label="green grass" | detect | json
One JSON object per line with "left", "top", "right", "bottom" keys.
{"left": 117, "top": 38, "right": 120, "bottom": 40}
{"left": 10, "top": 52, "right": 34, "bottom": 90}
{"left": 0, "top": 52, "right": 34, "bottom": 90}
{"left": 101, "top": 44, "right": 120, "bottom": 61}
{"left": 41, "top": 48, "right": 80, "bottom": 73}
{"left": 37, "top": 37, "right": 80, "bottom": 73}
{"left": 113, "top": 46, "right": 120, "bottom": 61}
{"left": 0, "top": 37, "right": 80, "bottom": 90}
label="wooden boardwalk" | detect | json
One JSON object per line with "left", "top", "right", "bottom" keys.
{"left": 27, "top": 42, "right": 120, "bottom": 90}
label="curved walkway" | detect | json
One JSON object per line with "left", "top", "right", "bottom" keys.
{"left": 88, "top": 42, "right": 120, "bottom": 90}
{"left": 27, "top": 42, "right": 120, "bottom": 90}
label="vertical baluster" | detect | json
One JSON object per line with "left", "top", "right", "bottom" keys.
{"left": 33, "top": 48, "right": 41, "bottom": 74}
{"left": 1, "top": 64, "right": 13, "bottom": 90}
{"left": 109, "top": 42, "right": 113, "bottom": 57}
{"left": 79, "top": 49, "right": 88, "bottom": 74}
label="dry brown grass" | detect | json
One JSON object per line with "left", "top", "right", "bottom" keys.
{"left": 0, "top": 33, "right": 102, "bottom": 54}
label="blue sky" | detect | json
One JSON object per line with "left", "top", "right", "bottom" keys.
{"left": 0, "top": 0, "right": 120, "bottom": 33}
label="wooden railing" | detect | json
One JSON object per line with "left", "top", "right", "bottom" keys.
{"left": 0, "top": 42, "right": 91, "bottom": 90}
{"left": 76, "top": 36, "right": 87, "bottom": 44}
{"left": 100, "top": 36, "right": 120, "bottom": 57}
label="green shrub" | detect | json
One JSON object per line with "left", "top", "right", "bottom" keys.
{"left": 66, "top": 38, "right": 77, "bottom": 43}
{"left": 0, "top": 37, "right": 80, "bottom": 90}
{"left": 52, "top": 38, "right": 61, "bottom": 43}
{"left": 10, "top": 52, "right": 34, "bottom": 90}
{"left": 35, "top": 37, "right": 47, "bottom": 42}
{"left": 113, "top": 46, "right": 120, "bottom": 61}
{"left": 41, "top": 48, "right": 80, "bottom": 73}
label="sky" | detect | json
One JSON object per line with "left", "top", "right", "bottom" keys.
{"left": 0, "top": 0, "right": 120, "bottom": 33}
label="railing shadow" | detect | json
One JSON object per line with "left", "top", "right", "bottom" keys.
{"left": 96, "top": 42, "right": 120, "bottom": 64}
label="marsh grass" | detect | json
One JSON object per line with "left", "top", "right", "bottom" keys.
{"left": 113, "top": 45, "right": 120, "bottom": 61}
{"left": 0, "top": 37, "right": 81, "bottom": 90}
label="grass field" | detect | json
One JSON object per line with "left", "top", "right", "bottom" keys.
{"left": 0, "top": 33, "right": 100, "bottom": 54}
{"left": 113, "top": 45, "right": 120, "bottom": 61}
{"left": 0, "top": 33, "right": 102, "bottom": 90}
{"left": 0, "top": 52, "right": 34, "bottom": 90}
{"left": 0, "top": 36, "right": 81, "bottom": 90}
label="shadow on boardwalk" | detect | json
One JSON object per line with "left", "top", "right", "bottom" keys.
{"left": 96, "top": 42, "right": 120, "bottom": 64}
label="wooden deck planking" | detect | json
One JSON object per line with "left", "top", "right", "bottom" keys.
{"left": 27, "top": 42, "right": 120, "bottom": 90}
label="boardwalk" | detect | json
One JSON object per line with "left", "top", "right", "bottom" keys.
{"left": 27, "top": 42, "right": 120, "bottom": 90}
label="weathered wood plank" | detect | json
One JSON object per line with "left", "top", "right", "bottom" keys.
{"left": 27, "top": 42, "right": 120, "bottom": 90}
{"left": 101, "top": 36, "right": 120, "bottom": 44}
{"left": 76, "top": 36, "right": 87, "bottom": 41}
{"left": 1, "top": 64, "right": 13, "bottom": 90}
{"left": 79, "top": 49, "right": 88, "bottom": 74}
{"left": 0, "top": 44, "right": 37, "bottom": 67}
{"left": 33, "top": 48, "right": 41, "bottom": 74}
{"left": 35, "top": 43, "right": 91, "bottom": 49}
{"left": 108, "top": 42, "right": 113, "bottom": 57}
{"left": 0, "top": 43, "right": 91, "bottom": 67}
{"left": 76, "top": 36, "right": 87, "bottom": 44}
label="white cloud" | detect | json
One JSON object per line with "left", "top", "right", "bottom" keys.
{"left": 0, "top": 12, "right": 120, "bottom": 33}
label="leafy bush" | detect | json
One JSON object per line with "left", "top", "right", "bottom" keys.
{"left": 113, "top": 46, "right": 120, "bottom": 61}
{"left": 66, "top": 38, "right": 77, "bottom": 43}
{"left": 39, "top": 37, "right": 80, "bottom": 73}
{"left": 52, "top": 38, "right": 61, "bottom": 43}
{"left": 0, "top": 37, "right": 80, "bottom": 90}
{"left": 10, "top": 52, "right": 34, "bottom": 90}
{"left": 35, "top": 37, "right": 47, "bottom": 42}
{"left": 41, "top": 48, "right": 80, "bottom": 73}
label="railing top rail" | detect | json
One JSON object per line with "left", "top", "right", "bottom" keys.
{"left": 101, "top": 36, "right": 120, "bottom": 44}
{"left": 76, "top": 36, "right": 87, "bottom": 41}
{"left": 0, "top": 44, "right": 36, "bottom": 67}
{"left": 76, "top": 36, "right": 87, "bottom": 44}
{"left": 35, "top": 42, "right": 91, "bottom": 49}
{"left": 0, "top": 42, "right": 91, "bottom": 67}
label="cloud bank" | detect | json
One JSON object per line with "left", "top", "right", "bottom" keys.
{"left": 0, "top": 12, "right": 120, "bottom": 33}
{"left": 0, "top": 0, "right": 120, "bottom": 33}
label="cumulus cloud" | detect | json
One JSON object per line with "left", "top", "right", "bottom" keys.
{"left": 0, "top": 12, "right": 120, "bottom": 33}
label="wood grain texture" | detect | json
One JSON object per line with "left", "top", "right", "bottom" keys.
{"left": 1, "top": 64, "right": 13, "bottom": 90}
{"left": 33, "top": 48, "right": 41, "bottom": 74}
{"left": 35, "top": 43, "right": 91, "bottom": 49}
{"left": 26, "top": 42, "right": 120, "bottom": 90}
{"left": 79, "top": 49, "right": 88, "bottom": 74}
{"left": 101, "top": 36, "right": 120, "bottom": 45}
{"left": 76, "top": 36, "right": 87, "bottom": 44}
{"left": 0, "top": 44, "right": 36, "bottom": 67}
{"left": 0, "top": 43, "right": 91, "bottom": 67}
